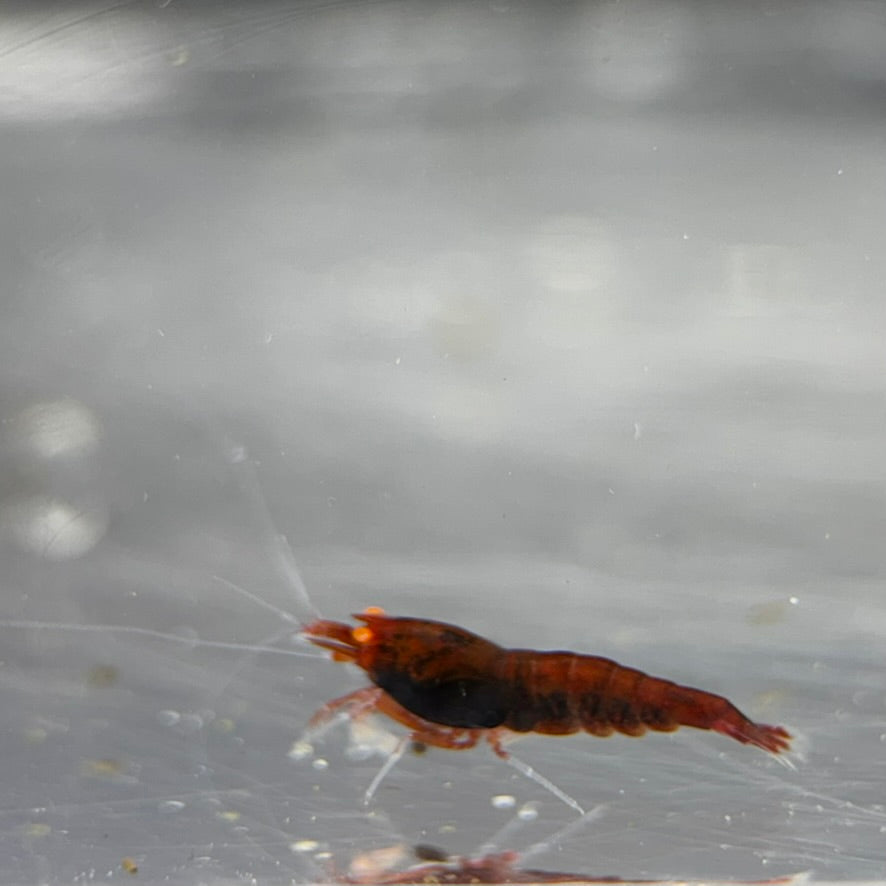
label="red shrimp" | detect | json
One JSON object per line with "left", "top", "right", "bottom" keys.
{"left": 304, "top": 608, "right": 791, "bottom": 760}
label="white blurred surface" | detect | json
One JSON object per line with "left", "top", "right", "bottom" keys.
{"left": 1, "top": 1, "right": 884, "bottom": 883}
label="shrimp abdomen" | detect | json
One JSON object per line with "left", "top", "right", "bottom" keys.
{"left": 500, "top": 651, "right": 653, "bottom": 738}
{"left": 501, "top": 651, "right": 791, "bottom": 753}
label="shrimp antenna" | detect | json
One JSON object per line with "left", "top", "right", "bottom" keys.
{"left": 184, "top": 437, "right": 323, "bottom": 713}
{"left": 211, "top": 575, "right": 301, "bottom": 627}
{"left": 222, "top": 437, "right": 320, "bottom": 622}
{"left": 503, "top": 752, "right": 585, "bottom": 815}
{"left": 0, "top": 618, "right": 318, "bottom": 658}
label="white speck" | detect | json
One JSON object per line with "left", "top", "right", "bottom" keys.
{"left": 682, "top": 233, "right": 690, "bottom": 240}
{"left": 312, "top": 758, "right": 329, "bottom": 771}
{"left": 633, "top": 422, "right": 642, "bottom": 440}
{"left": 288, "top": 740, "right": 313, "bottom": 761}
{"left": 824, "top": 532, "right": 831, "bottom": 540}
{"left": 491, "top": 794, "right": 516, "bottom": 810}
{"left": 290, "top": 840, "right": 319, "bottom": 854}
{"left": 227, "top": 444, "right": 247, "bottom": 464}
{"left": 789, "top": 596, "right": 799, "bottom": 606}
{"left": 157, "top": 328, "right": 165, "bottom": 337}
{"left": 608, "top": 488, "right": 615, "bottom": 495}
{"left": 158, "top": 710, "right": 181, "bottom": 727}
{"left": 837, "top": 168, "right": 843, "bottom": 175}
{"left": 395, "top": 357, "right": 401, "bottom": 365}
{"left": 158, "top": 800, "right": 185, "bottom": 813}
{"left": 517, "top": 802, "right": 539, "bottom": 821}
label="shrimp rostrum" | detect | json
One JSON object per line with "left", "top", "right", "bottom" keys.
{"left": 304, "top": 608, "right": 792, "bottom": 763}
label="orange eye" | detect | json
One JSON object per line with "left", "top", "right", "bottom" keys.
{"left": 363, "top": 605, "right": 385, "bottom": 616}
{"left": 352, "top": 626, "right": 374, "bottom": 645}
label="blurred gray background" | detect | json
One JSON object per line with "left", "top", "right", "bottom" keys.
{"left": 1, "top": 1, "right": 885, "bottom": 883}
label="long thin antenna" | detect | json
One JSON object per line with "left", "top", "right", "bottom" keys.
{"left": 223, "top": 438, "right": 320, "bottom": 621}
{"left": 0, "top": 618, "right": 319, "bottom": 658}
{"left": 211, "top": 575, "right": 301, "bottom": 626}
{"left": 195, "top": 440, "right": 322, "bottom": 710}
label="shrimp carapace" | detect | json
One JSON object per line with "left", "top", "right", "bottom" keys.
{"left": 304, "top": 609, "right": 792, "bottom": 756}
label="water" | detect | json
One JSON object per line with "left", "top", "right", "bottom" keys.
{"left": 1, "top": 1, "right": 884, "bottom": 883}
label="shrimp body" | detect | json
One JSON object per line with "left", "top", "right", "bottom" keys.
{"left": 305, "top": 611, "right": 791, "bottom": 756}
{"left": 497, "top": 649, "right": 790, "bottom": 752}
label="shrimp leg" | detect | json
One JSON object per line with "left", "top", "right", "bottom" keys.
{"left": 307, "top": 688, "right": 584, "bottom": 812}
{"left": 305, "top": 686, "right": 386, "bottom": 736}
{"left": 373, "top": 695, "right": 584, "bottom": 813}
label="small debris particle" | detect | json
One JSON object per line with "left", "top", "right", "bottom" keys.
{"left": 414, "top": 844, "right": 450, "bottom": 863}
{"left": 82, "top": 758, "right": 124, "bottom": 778}
{"left": 87, "top": 664, "right": 119, "bottom": 688}
{"left": 491, "top": 794, "right": 516, "bottom": 810}
{"left": 24, "top": 823, "right": 52, "bottom": 838}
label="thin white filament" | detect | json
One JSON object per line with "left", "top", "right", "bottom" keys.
{"left": 224, "top": 439, "right": 320, "bottom": 620}
{"left": 0, "top": 618, "right": 321, "bottom": 659}
{"left": 363, "top": 734, "right": 410, "bottom": 806}
{"left": 211, "top": 574, "right": 302, "bottom": 626}
{"left": 518, "top": 804, "right": 607, "bottom": 865}
{"left": 503, "top": 752, "right": 585, "bottom": 815}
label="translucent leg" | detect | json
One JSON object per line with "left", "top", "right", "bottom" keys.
{"left": 502, "top": 752, "right": 585, "bottom": 815}
{"left": 306, "top": 687, "right": 385, "bottom": 731}
{"left": 363, "top": 734, "right": 410, "bottom": 806}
